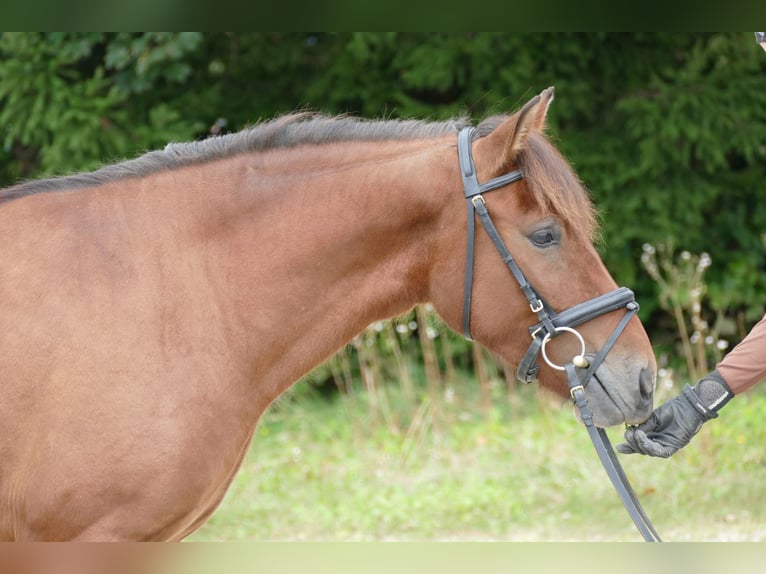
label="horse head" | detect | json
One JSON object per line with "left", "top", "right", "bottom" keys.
{"left": 429, "top": 88, "right": 657, "bottom": 427}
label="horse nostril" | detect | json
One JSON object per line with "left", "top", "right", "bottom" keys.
{"left": 639, "top": 367, "right": 655, "bottom": 401}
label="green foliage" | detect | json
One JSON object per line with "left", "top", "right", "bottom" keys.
{"left": 582, "top": 33, "right": 766, "bottom": 326}
{"left": 0, "top": 32, "right": 205, "bottom": 180}
{"left": 104, "top": 32, "right": 203, "bottom": 95}
{"left": 2, "top": 32, "right": 765, "bottom": 362}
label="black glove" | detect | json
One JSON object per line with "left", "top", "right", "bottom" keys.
{"left": 616, "top": 370, "right": 733, "bottom": 458}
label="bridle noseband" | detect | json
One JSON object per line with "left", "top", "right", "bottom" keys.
{"left": 457, "top": 126, "right": 661, "bottom": 542}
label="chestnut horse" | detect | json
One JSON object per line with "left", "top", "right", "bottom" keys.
{"left": 0, "top": 88, "right": 656, "bottom": 540}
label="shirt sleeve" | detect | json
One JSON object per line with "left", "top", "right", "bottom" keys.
{"left": 716, "top": 312, "right": 766, "bottom": 395}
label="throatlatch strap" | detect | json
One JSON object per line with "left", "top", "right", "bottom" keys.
{"left": 462, "top": 199, "right": 476, "bottom": 340}
{"left": 460, "top": 128, "right": 479, "bottom": 339}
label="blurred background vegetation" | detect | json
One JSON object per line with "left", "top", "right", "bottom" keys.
{"left": 2, "top": 32, "right": 766, "bottom": 539}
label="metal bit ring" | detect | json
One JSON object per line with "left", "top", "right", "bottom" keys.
{"left": 540, "top": 326, "right": 589, "bottom": 371}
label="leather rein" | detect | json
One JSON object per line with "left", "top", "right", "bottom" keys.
{"left": 458, "top": 126, "right": 661, "bottom": 542}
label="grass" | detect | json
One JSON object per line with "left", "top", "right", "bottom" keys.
{"left": 189, "top": 374, "right": 766, "bottom": 542}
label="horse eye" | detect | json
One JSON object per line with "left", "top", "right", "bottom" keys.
{"left": 530, "top": 228, "right": 559, "bottom": 247}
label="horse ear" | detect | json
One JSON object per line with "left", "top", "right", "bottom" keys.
{"left": 474, "top": 86, "right": 554, "bottom": 176}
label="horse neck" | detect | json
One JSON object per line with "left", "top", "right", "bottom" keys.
{"left": 190, "top": 139, "right": 456, "bottom": 401}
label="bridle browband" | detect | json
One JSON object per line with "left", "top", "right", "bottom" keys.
{"left": 457, "top": 126, "right": 661, "bottom": 542}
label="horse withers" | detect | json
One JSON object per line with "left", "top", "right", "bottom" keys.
{"left": 0, "top": 87, "right": 656, "bottom": 540}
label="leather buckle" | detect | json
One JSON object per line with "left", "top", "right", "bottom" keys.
{"left": 569, "top": 384, "right": 585, "bottom": 400}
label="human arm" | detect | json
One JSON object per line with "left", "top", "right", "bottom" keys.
{"left": 617, "top": 312, "right": 766, "bottom": 458}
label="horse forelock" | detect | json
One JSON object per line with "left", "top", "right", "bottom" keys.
{"left": 0, "top": 113, "right": 471, "bottom": 201}
{"left": 517, "top": 133, "right": 598, "bottom": 243}
{"left": 473, "top": 116, "right": 598, "bottom": 243}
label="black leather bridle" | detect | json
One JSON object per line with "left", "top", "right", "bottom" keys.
{"left": 458, "top": 126, "right": 661, "bottom": 542}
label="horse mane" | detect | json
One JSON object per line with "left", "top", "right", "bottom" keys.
{"left": 0, "top": 112, "right": 599, "bottom": 240}
{"left": 0, "top": 113, "right": 470, "bottom": 202}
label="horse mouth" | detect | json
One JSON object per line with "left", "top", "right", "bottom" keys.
{"left": 578, "top": 365, "right": 652, "bottom": 428}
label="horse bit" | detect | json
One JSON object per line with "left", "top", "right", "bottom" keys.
{"left": 457, "top": 126, "right": 661, "bottom": 542}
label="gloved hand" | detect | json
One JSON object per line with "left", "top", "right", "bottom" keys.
{"left": 617, "top": 370, "right": 733, "bottom": 458}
